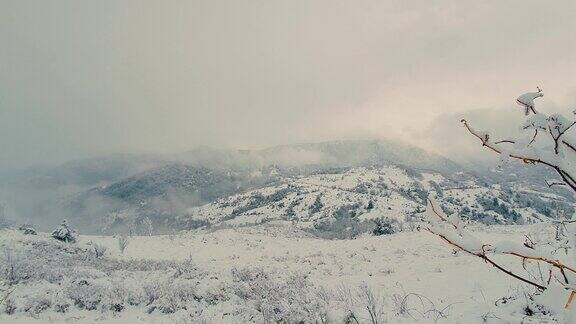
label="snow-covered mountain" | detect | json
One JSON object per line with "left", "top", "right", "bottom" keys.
{"left": 179, "top": 166, "right": 574, "bottom": 233}
{"left": 1, "top": 140, "right": 573, "bottom": 234}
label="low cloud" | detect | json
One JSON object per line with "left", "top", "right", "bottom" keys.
{"left": 2, "top": 1, "right": 576, "bottom": 169}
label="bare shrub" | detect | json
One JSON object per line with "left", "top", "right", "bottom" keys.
{"left": 335, "top": 284, "right": 386, "bottom": 324}
{"left": 358, "top": 284, "right": 385, "bottom": 324}
{"left": 391, "top": 291, "right": 455, "bottom": 322}
{"left": 88, "top": 241, "right": 108, "bottom": 258}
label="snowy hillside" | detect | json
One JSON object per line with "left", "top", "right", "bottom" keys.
{"left": 0, "top": 223, "right": 566, "bottom": 323}
{"left": 182, "top": 166, "right": 573, "bottom": 232}
{"left": 1, "top": 140, "right": 573, "bottom": 236}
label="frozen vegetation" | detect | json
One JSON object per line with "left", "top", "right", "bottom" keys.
{"left": 0, "top": 222, "right": 568, "bottom": 323}
{"left": 424, "top": 87, "right": 576, "bottom": 322}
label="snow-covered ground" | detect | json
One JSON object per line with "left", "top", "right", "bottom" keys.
{"left": 0, "top": 222, "right": 563, "bottom": 323}
{"left": 180, "top": 166, "right": 568, "bottom": 232}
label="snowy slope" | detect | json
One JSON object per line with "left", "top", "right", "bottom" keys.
{"left": 2, "top": 141, "right": 573, "bottom": 235}
{"left": 181, "top": 166, "right": 573, "bottom": 231}
{"left": 183, "top": 167, "right": 421, "bottom": 227}
{"left": 0, "top": 223, "right": 567, "bottom": 323}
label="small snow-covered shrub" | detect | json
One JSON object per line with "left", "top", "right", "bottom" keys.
{"left": 63, "top": 277, "right": 128, "bottom": 313}
{"left": 18, "top": 225, "right": 36, "bottom": 235}
{"left": 87, "top": 241, "right": 108, "bottom": 258}
{"left": 51, "top": 219, "right": 77, "bottom": 243}
{"left": 311, "top": 216, "right": 375, "bottom": 240}
{"left": 6, "top": 283, "right": 70, "bottom": 315}
{"left": 230, "top": 267, "right": 328, "bottom": 323}
{"left": 172, "top": 255, "right": 199, "bottom": 279}
{"left": 20, "top": 284, "right": 57, "bottom": 315}
{"left": 147, "top": 278, "right": 198, "bottom": 314}
{"left": 1, "top": 247, "right": 34, "bottom": 285}
{"left": 66, "top": 279, "right": 107, "bottom": 310}
{"left": 372, "top": 217, "right": 400, "bottom": 236}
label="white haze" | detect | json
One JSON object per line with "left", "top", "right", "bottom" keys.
{"left": 1, "top": 1, "right": 576, "bottom": 169}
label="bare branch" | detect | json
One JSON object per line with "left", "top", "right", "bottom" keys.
{"left": 494, "top": 140, "right": 516, "bottom": 145}
{"left": 425, "top": 198, "right": 576, "bottom": 296}
{"left": 461, "top": 119, "right": 576, "bottom": 193}
{"left": 462, "top": 119, "right": 552, "bottom": 166}
{"left": 566, "top": 291, "right": 575, "bottom": 309}
{"left": 425, "top": 228, "right": 546, "bottom": 290}
{"left": 528, "top": 129, "right": 538, "bottom": 146}
{"left": 545, "top": 180, "right": 566, "bottom": 188}
{"left": 562, "top": 139, "right": 576, "bottom": 153}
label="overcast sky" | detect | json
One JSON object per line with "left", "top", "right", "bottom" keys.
{"left": 1, "top": 1, "right": 575, "bottom": 168}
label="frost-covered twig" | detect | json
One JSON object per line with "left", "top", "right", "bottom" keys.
{"left": 461, "top": 88, "right": 576, "bottom": 193}
{"left": 449, "top": 88, "right": 576, "bottom": 313}
{"left": 424, "top": 197, "right": 546, "bottom": 290}
{"left": 425, "top": 193, "right": 576, "bottom": 309}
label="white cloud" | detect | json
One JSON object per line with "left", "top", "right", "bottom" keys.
{"left": 1, "top": 1, "right": 575, "bottom": 167}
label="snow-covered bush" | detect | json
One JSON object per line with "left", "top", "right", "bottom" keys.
{"left": 19, "top": 283, "right": 66, "bottom": 315}
{"left": 19, "top": 226, "right": 37, "bottom": 235}
{"left": 65, "top": 277, "right": 126, "bottom": 311}
{"left": 425, "top": 87, "right": 576, "bottom": 321}
{"left": 1, "top": 230, "right": 336, "bottom": 321}
{"left": 230, "top": 267, "right": 328, "bottom": 323}
{"left": 146, "top": 277, "right": 199, "bottom": 314}
{"left": 311, "top": 204, "right": 386, "bottom": 240}
{"left": 87, "top": 241, "right": 108, "bottom": 258}
{"left": 51, "top": 219, "right": 77, "bottom": 243}
{"left": 372, "top": 217, "right": 399, "bottom": 236}
{"left": 1, "top": 247, "right": 34, "bottom": 285}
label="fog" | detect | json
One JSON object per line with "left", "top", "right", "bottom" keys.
{"left": 1, "top": 1, "right": 576, "bottom": 169}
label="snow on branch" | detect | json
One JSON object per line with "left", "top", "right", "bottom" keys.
{"left": 517, "top": 87, "right": 543, "bottom": 116}
{"left": 428, "top": 87, "right": 576, "bottom": 316}
{"left": 424, "top": 196, "right": 576, "bottom": 309}
{"left": 462, "top": 87, "right": 576, "bottom": 193}
{"left": 424, "top": 197, "right": 546, "bottom": 289}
